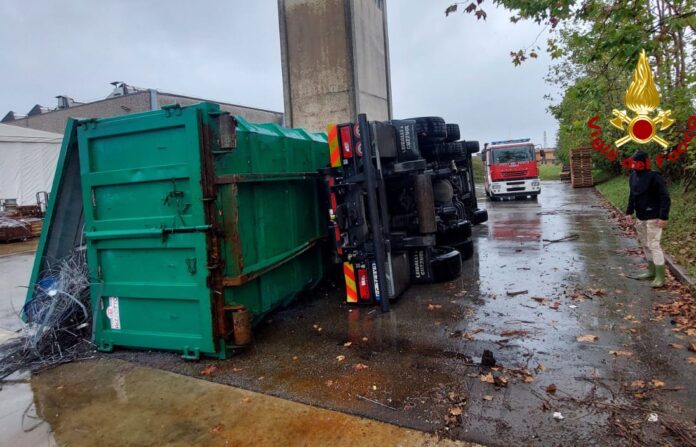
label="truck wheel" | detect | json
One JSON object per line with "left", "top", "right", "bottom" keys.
{"left": 409, "top": 117, "right": 447, "bottom": 143}
{"left": 431, "top": 246, "right": 463, "bottom": 282}
{"left": 465, "top": 141, "right": 480, "bottom": 154}
{"left": 472, "top": 209, "right": 488, "bottom": 225}
{"left": 452, "top": 239, "right": 474, "bottom": 261}
{"left": 445, "top": 123, "right": 460, "bottom": 142}
{"left": 420, "top": 141, "right": 465, "bottom": 161}
{"left": 438, "top": 221, "right": 472, "bottom": 245}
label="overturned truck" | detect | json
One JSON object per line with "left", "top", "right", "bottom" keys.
{"left": 326, "top": 115, "right": 487, "bottom": 310}
{"left": 24, "top": 104, "right": 488, "bottom": 358}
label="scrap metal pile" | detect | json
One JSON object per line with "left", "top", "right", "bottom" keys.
{"left": 0, "top": 248, "right": 93, "bottom": 379}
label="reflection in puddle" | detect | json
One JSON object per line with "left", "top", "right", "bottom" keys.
{"left": 0, "top": 382, "right": 56, "bottom": 447}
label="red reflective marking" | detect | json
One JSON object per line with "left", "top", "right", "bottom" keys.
{"left": 340, "top": 126, "right": 353, "bottom": 158}
{"left": 358, "top": 268, "right": 370, "bottom": 300}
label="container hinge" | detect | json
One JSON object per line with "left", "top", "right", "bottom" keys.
{"left": 185, "top": 258, "right": 197, "bottom": 275}
{"left": 211, "top": 113, "right": 236, "bottom": 152}
{"left": 162, "top": 103, "right": 183, "bottom": 117}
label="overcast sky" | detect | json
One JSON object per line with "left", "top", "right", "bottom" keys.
{"left": 0, "top": 0, "right": 558, "bottom": 146}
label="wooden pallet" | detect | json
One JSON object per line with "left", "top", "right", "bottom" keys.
{"left": 569, "top": 148, "right": 594, "bottom": 188}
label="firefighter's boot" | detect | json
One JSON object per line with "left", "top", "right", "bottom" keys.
{"left": 651, "top": 264, "right": 666, "bottom": 288}
{"left": 633, "top": 261, "right": 655, "bottom": 280}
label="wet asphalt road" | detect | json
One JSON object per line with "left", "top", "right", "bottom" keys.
{"left": 74, "top": 181, "right": 696, "bottom": 445}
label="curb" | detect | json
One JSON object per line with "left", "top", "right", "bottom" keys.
{"left": 594, "top": 187, "right": 696, "bottom": 293}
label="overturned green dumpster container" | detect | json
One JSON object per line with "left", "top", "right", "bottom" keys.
{"left": 28, "top": 102, "right": 327, "bottom": 359}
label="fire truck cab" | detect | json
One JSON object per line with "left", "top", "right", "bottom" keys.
{"left": 482, "top": 139, "right": 540, "bottom": 201}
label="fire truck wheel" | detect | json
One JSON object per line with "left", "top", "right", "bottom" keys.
{"left": 431, "top": 247, "right": 463, "bottom": 282}
{"left": 409, "top": 117, "right": 447, "bottom": 143}
{"left": 445, "top": 123, "right": 460, "bottom": 142}
{"left": 452, "top": 239, "right": 474, "bottom": 261}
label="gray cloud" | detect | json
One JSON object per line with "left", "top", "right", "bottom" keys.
{"left": 0, "top": 0, "right": 557, "bottom": 146}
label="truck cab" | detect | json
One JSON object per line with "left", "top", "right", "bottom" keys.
{"left": 482, "top": 139, "right": 540, "bottom": 201}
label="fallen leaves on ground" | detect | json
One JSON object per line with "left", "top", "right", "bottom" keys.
{"left": 449, "top": 406, "right": 463, "bottom": 416}
{"left": 653, "top": 280, "right": 696, "bottom": 337}
{"left": 669, "top": 343, "right": 684, "bottom": 349}
{"left": 500, "top": 329, "right": 529, "bottom": 338}
{"left": 210, "top": 424, "right": 224, "bottom": 433}
{"left": 588, "top": 288, "right": 606, "bottom": 296}
{"left": 200, "top": 365, "right": 218, "bottom": 376}
{"left": 688, "top": 357, "right": 696, "bottom": 364}
{"left": 609, "top": 350, "right": 634, "bottom": 357}
{"left": 427, "top": 303, "right": 442, "bottom": 310}
{"left": 549, "top": 301, "right": 561, "bottom": 310}
{"left": 336, "top": 355, "right": 345, "bottom": 362}
{"left": 546, "top": 384, "right": 557, "bottom": 394}
{"left": 506, "top": 367, "right": 536, "bottom": 383}
{"left": 483, "top": 395, "right": 493, "bottom": 401}
{"left": 480, "top": 373, "right": 495, "bottom": 384}
{"left": 651, "top": 379, "right": 665, "bottom": 388}
{"left": 532, "top": 296, "right": 547, "bottom": 304}
{"left": 630, "top": 380, "right": 645, "bottom": 388}
{"left": 343, "top": 341, "right": 352, "bottom": 347}
{"left": 577, "top": 334, "right": 599, "bottom": 343}
{"left": 352, "top": 363, "right": 369, "bottom": 370}
{"left": 689, "top": 343, "right": 696, "bottom": 352}
{"left": 494, "top": 375, "right": 509, "bottom": 387}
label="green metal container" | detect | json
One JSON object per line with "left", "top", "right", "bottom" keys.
{"left": 28, "top": 102, "right": 327, "bottom": 359}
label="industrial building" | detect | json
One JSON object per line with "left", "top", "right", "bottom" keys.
{"left": 2, "top": 82, "right": 283, "bottom": 134}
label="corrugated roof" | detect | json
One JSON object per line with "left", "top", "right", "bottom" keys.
{"left": 0, "top": 123, "right": 62, "bottom": 143}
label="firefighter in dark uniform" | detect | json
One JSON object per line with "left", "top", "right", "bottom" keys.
{"left": 625, "top": 151, "right": 671, "bottom": 288}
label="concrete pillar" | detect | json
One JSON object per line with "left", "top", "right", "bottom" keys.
{"left": 278, "top": 0, "right": 392, "bottom": 132}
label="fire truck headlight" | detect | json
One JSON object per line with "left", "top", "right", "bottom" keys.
{"left": 531, "top": 180, "right": 540, "bottom": 188}
{"left": 492, "top": 184, "right": 501, "bottom": 191}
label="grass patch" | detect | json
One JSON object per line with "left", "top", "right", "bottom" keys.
{"left": 538, "top": 163, "right": 561, "bottom": 181}
{"left": 595, "top": 173, "right": 696, "bottom": 278}
{"left": 472, "top": 156, "right": 484, "bottom": 184}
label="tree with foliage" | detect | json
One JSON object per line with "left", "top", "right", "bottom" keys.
{"left": 446, "top": 0, "right": 696, "bottom": 186}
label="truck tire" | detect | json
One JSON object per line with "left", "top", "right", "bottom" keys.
{"left": 408, "top": 117, "right": 447, "bottom": 143}
{"left": 472, "top": 209, "right": 488, "bottom": 225}
{"left": 420, "top": 141, "right": 466, "bottom": 161}
{"left": 431, "top": 246, "right": 463, "bottom": 282}
{"left": 452, "top": 239, "right": 474, "bottom": 261}
{"left": 437, "top": 220, "right": 472, "bottom": 245}
{"left": 445, "top": 124, "right": 460, "bottom": 142}
{"left": 465, "top": 141, "right": 480, "bottom": 154}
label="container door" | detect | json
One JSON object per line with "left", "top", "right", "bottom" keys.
{"left": 78, "top": 104, "right": 221, "bottom": 359}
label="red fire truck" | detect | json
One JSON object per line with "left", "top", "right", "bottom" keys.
{"left": 482, "top": 138, "right": 540, "bottom": 201}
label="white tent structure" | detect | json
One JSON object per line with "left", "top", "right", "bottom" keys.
{"left": 0, "top": 124, "right": 62, "bottom": 206}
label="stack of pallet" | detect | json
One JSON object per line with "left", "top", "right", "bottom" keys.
{"left": 569, "top": 147, "right": 593, "bottom": 188}
{"left": 560, "top": 163, "right": 571, "bottom": 182}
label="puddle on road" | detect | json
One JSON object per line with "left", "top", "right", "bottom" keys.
{"left": 0, "top": 359, "right": 463, "bottom": 447}
{"left": 0, "top": 380, "right": 56, "bottom": 447}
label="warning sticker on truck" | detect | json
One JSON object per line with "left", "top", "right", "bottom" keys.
{"left": 106, "top": 296, "right": 121, "bottom": 330}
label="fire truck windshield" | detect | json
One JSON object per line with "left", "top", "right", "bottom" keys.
{"left": 491, "top": 145, "right": 534, "bottom": 164}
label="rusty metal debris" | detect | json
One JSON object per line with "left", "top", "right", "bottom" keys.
{"left": 0, "top": 248, "right": 93, "bottom": 380}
